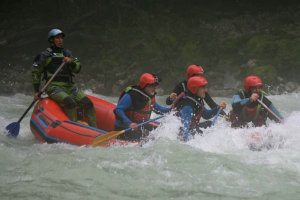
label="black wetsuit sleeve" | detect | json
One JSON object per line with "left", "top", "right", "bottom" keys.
{"left": 204, "top": 92, "right": 227, "bottom": 115}
{"left": 166, "top": 96, "right": 173, "bottom": 105}
{"left": 166, "top": 82, "right": 185, "bottom": 105}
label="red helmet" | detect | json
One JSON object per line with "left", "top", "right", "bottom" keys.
{"left": 139, "top": 73, "right": 159, "bottom": 89}
{"left": 186, "top": 65, "right": 204, "bottom": 79}
{"left": 244, "top": 76, "right": 263, "bottom": 93}
{"left": 187, "top": 76, "right": 208, "bottom": 94}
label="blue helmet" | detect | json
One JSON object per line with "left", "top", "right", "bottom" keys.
{"left": 47, "top": 29, "right": 65, "bottom": 40}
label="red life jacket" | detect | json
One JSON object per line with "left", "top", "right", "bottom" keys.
{"left": 241, "top": 104, "right": 266, "bottom": 126}
{"left": 173, "top": 92, "right": 204, "bottom": 129}
{"left": 118, "top": 86, "right": 155, "bottom": 123}
{"left": 229, "top": 90, "right": 268, "bottom": 127}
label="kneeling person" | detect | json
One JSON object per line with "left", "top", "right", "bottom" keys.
{"left": 114, "top": 73, "right": 170, "bottom": 141}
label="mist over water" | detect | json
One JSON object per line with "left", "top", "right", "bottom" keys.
{"left": 1, "top": 92, "right": 300, "bottom": 200}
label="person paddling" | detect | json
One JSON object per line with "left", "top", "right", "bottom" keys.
{"left": 174, "top": 76, "right": 226, "bottom": 141}
{"left": 32, "top": 29, "right": 97, "bottom": 127}
{"left": 114, "top": 73, "right": 170, "bottom": 141}
{"left": 229, "top": 76, "right": 283, "bottom": 128}
{"left": 166, "top": 64, "right": 227, "bottom": 127}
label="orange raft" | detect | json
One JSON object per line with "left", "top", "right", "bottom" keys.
{"left": 30, "top": 95, "right": 137, "bottom": 147}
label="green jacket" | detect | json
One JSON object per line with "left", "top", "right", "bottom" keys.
{"left": 32, "top": 47, "right": 81, "bottom": 92}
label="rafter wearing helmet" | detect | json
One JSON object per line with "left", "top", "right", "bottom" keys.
{"left": 114, "top": 73, "right": 170, "bottom": 141}
{"left": 229, "top": 76, "right": 283, "bottom": 128}
{"left": 166, "top": 64, "right": 227, "bottom": 124}
{"left": 31, "top": 29, "right": 97, "bottom": 127}
{"left": 173, "top": 76, "right": 226, "bottom": 141}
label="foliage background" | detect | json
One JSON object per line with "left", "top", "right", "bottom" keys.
{"left": 1, "top": 0, "right": 300, "bottom": 96}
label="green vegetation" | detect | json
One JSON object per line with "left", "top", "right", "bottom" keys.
{"left": 0, "top": 0, "right": 300, "bottom": 96}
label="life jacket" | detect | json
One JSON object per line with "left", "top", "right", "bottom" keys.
{"left": 44, "top": 47, "right": 74, "bottom": 83}
{"left": 171, "top": 92, "right": 186, "bottom": 110}
{"left": 174, "top": 92, "right": 204, "bottom": 129}
{"left": 117, "top": 85, "right": 155, "bottom": 123}
{"left": 230, "top": 89, "right": 271, "bottom": 127}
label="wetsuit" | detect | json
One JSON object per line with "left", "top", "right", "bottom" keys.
{"left": 174, "top": 91, "right": 218, "bottom": 141}
{"left": 32, "top": 46, "right": 97, "bottom": 127}
{"left": 166, "top": 80, "right": 226, "bottom": 116}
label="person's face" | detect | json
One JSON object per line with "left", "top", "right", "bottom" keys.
{"left": 250, "top": 86, "right": 262, "bottom": 94}
{"left": 144, "top": 84, "right": 157, "bottom": 96}
{"left": 196, "top": 85, "right": 207, "bottom": 98}
{"left": 51, "top": 34, "right": 64, "bottom": 48}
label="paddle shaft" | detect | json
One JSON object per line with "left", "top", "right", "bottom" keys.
{"left": 92, "top": 115, "right": 165, "bottom": 147}
{"left": 257, "top": 99, "right": 283, "bottom": 123}
{"left": 210, "top": 108, "right": 222, "bottom": 127}
{"left": 17, "top": 62, "right": 66, "bottom": 123}
{"left": 124, "top": 115, "right": 164, "bottom": 131}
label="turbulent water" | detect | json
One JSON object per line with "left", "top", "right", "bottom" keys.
{"left": 1, "top": 91, "right": 300, "bottom": 200}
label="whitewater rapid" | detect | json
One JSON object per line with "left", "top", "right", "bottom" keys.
{"left": 1, "top": 92, "right": 300, "bottom": 200}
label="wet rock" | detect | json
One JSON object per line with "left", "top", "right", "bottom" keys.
{"left": 246, "top": 59, "right": 257, "bottom": 68}
{"left": 295, "top": 86, "right": 300, "bottom": 93}
{"left": 284, "top": 82, "right": 297, "bottom": 92}
{"left": 277, "top": 76, "right": 284, "bottom": 82}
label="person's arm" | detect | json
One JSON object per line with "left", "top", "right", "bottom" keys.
{"left": 180, "top": 105, "right": 193, "bottom": 142}
{"left": 268, "top": 103, "right": 284, "bottom": 122}
{"left": 232, "top": 94, "right": 250, "bottom": 111}
{"left": 202, "top": 106, "right": 218, "bottom": 120}
{"left": 153, "top": 102, "right": 171, "bottom": 114}
{"left": 32, "top": 53, "right": 48, "bottom": 93}
{"left": 114, "top": 94, "right": 133, "bottom": 127}
{"left": 166, "top": 96, "right": 173, "bottom": 105}
{"left": 204, "top": 92, "right": 226, "bottom": 115}
{"left": 204, "top": 92, "right": 217, "bottom": 108}
{"left": 64, "top": 49, "right": 81, "bottom": 73}
{"left": 166, "top": 82, "right": 184, "bottom": 105}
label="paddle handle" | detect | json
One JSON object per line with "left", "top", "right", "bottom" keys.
{"left": 257, "top": 99, "right": 283, "bottom": 123}
{"left": 17, "top": 62, "right": 66, "bottom": 123}
{"left": 124, "top": 115, "right": 165, "bottom": 132}
{"left": 210, "top": 108, "right": 222, "bottom": 127}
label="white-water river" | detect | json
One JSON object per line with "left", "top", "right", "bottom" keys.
{"left": 1, "top": 91, "right": 300, "bottom": 200}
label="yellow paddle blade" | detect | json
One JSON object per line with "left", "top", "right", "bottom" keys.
{"left": 220, "top": 114, "right": 230, "bottom": 121}
{"left": 92, "top": 130, "right": 125, "bottom": 147}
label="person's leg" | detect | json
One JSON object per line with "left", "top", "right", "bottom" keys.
{"left": 80, "top": 96, "right": 97, "bottom": 127}
{"left": 72, "top": 88, "right": 97, "bottom": 128}
{"left": 49, "top": 90, "right": 77, "bottom": 121}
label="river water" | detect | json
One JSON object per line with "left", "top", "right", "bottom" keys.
{"left": 1, "top": 92, "right": 300, "bottom": 200}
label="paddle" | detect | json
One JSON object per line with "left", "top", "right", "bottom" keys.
{"left": 219, "top": 114, "right": 230, "bottom": 121}
{"left": 257, "top": 99, "right": 283, "bottom": 123}
{"left": 92, "top": 115, "right": 165, "bottom": 147}
{"left": 210, "top": 108, "right": 222, "bottom": 127}
{"left": 5, "top": 62, "right": 66, "bottom": 137}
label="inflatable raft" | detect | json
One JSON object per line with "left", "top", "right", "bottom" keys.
{"left": 30, "top": 95, "right": 137, "bottom": 147}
